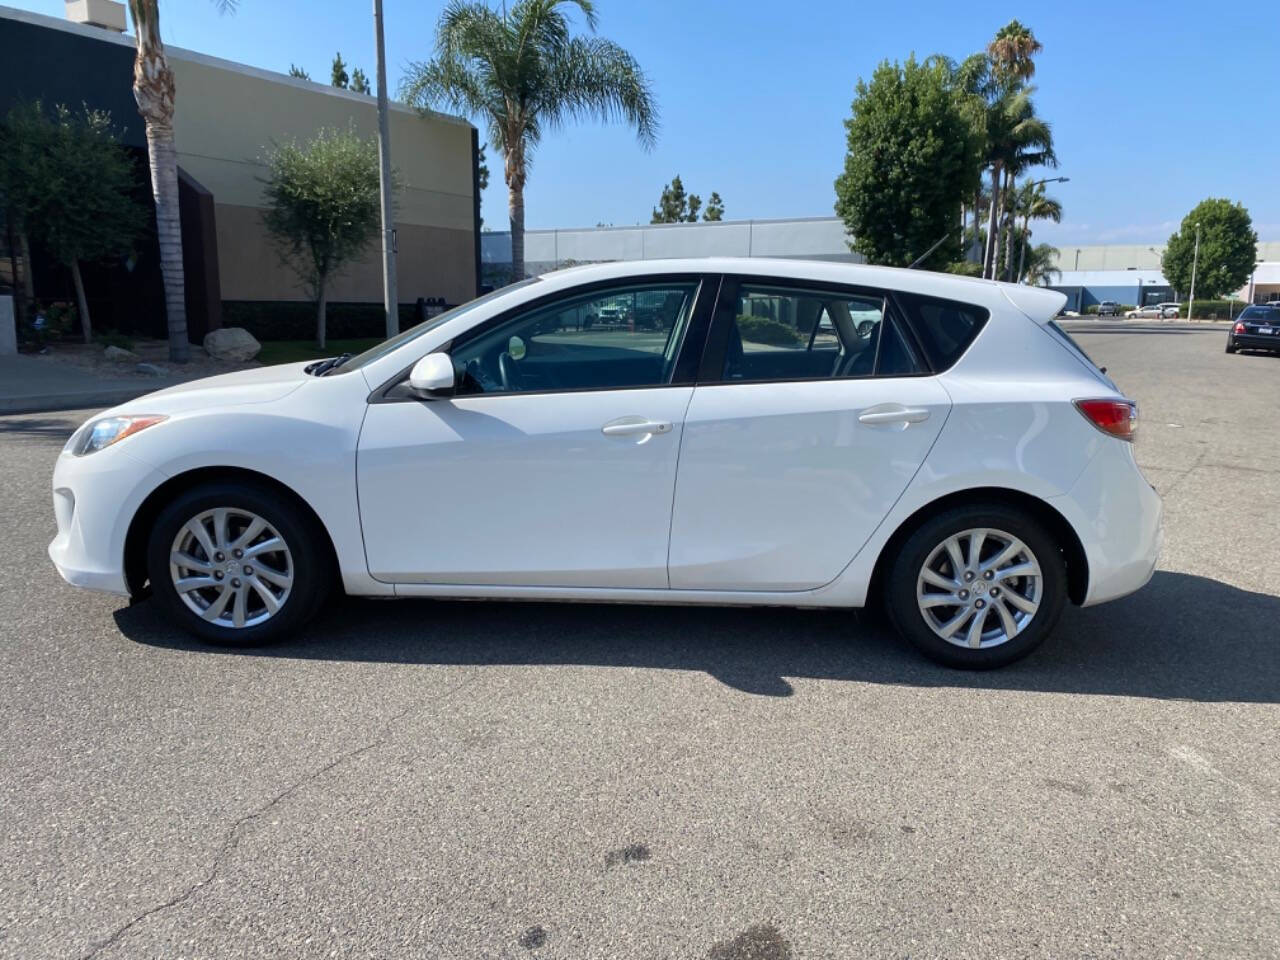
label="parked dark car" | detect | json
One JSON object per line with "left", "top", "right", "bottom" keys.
{"left": 1226, "top": 305, "right": 1280, "bottom": 354}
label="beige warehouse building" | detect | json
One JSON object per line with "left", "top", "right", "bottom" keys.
{"left": 0, "top": 3, "right": 480, "bottom": 341}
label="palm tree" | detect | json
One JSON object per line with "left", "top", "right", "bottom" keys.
{"left": 127, "top": 0, "right": 236, "bottom": 363}
{"left": 1021, "top": 242, "right": 1061, "bottom": 286}
{"left": 401, "top": 0, "right": 657, "bottom": 281}
{"left": 988, "top": 20, "right": 1043, "bottom": 82}
{"left": 981, "top": 85, "right": 1055, "bottom": 279}
{"left": 1013, "top": 179, "right": 1063, "bottom": 282}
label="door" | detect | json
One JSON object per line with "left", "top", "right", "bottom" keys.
{"left": 668, "top": 277, "right": 953, "bottom": 591}
{"left": 358, "top": 277, "right": 712, "bottom": 587}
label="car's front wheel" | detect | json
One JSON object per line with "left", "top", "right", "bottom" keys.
{"left": 146, "top": 482, "right": 332, "bottom": 646}
{"left": 884, "top": 505, "right": 1068, "bottom": 669}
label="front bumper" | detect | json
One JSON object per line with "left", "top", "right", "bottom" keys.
{"left": 1048, "top": 437, "right": 1163, "bottom": 607}
{"left": 48, "top": 447, "right": 167, "bottom": 597}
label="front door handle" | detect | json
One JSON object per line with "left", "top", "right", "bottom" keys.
{"left": 858, "top": 404, "right": 931, "bottom": 426}
{"left": 602, "top": 417, "right": 673, "bottom": 437}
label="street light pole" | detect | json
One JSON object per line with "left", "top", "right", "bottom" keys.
{"left": 373, "top": 0, "right": 398, "bottom": 338}
{"left": 1017, "top": 176, "right": 1069, "bottom": 284}
{"left": 1187, "top": 223, "right": 1201, "bottom": 320}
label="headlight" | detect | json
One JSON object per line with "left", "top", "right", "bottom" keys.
{"left": 70, "top": 415, "right": 167, "bottom": 456}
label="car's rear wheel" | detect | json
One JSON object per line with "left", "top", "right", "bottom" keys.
{"left": 884, "top": 505, "right": 1067, "bottom": 669}
{"left": 1225, "top": 340, "right": 1237, "bottom": 353}
{"left": 146, "top": 482, "right": 331, "bottom": 646}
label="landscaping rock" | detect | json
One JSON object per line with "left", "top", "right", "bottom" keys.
{"left": 103, "top": 345, "right": 140, "bottom": 362}
{"left": 135, "top": 362, "right": 165, "bottom": 376}
{"left": 203, "top": 327, "right": 261, "bottom": 363}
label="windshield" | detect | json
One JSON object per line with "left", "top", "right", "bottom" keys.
{"left": 338, "top": 278, "right": 541, "bottom": 373}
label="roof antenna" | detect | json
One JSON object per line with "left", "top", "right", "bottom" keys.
{"left": 908, "top": 231, "right": 952, "bottom": 270}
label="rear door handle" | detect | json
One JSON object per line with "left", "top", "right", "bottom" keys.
{"left": 858, "top": 404, "right": 931, "bottom": 426}
{"left": 602, "top": 418, "right": 673, "bottom": 437}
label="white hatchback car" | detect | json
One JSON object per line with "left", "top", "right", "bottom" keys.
{"left": 50, "top": 259, "right": 1162, "bottom": 668}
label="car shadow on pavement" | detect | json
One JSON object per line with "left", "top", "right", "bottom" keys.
{"left": 115, "top": 570, "right": 1279, "bottom": 703}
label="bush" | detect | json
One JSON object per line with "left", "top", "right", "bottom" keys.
{"left": 736, "top": 314, "right": 800, "bottom": 346}
{"left": 1179, "top": 299, "right": 1244, "bottom": 320}
{"left": 94, "top": 331, "right": 134, "bottom": 351}
{"left": 222, "top": 301, "right": 428, "bottom": 341}
{"left": 20, "top": 301, "right": 77, "bottom": 345}
{"left": 945, "top": 261, "right": 983, "bottom": 277}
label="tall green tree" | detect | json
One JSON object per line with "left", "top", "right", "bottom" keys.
{"left": 1022, "top": 242, "right": 1060, "bottom": 286}
{"left": 288, "top": 63, "right": 311, "bottom": 80}
{"left": 834, "top": 55, "right": 978, "bottom": 269}
{"left": 127, "top": 0, "right": 238, "bottom": 363}
{"left": 650, "top": 174, "right": 722, "bottom": 223}
{"left": 349, "top": 67, "right": 371, "bottom": 94}
{"left": 11, "top": 104, "right": 146, "bottom": 343}
{"left": 401, "top": 0, "right": 657, "bottom": 281}
{"left": 260, "top": 129, "right": 388, "bottom": 349}
{"left": 1161, "top": 199, "right": 1258, "bottom": 300}
{"left": 331, "top": 52, "right": 349, "bottom": 88}
{"left": 0, "top": 101, "right": 48, "bottom": 326}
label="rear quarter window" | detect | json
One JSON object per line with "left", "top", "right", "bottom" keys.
{"left": 895, "top": 293, "right": 989, "bottom": 371}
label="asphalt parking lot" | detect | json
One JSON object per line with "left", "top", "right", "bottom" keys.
{"left": 2, "top": 320, "right": 1277, "bottom": 959}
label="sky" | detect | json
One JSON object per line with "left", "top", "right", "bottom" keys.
{"left": 8, "top": 0, "right": 1279, "bottom": 245}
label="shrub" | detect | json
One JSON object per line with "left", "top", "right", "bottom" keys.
{"left": 94, "top": 331, "right": 135, "bottom": 351}
{"left": 1179, "top": 299, "right": 1245, "bottom": 320}
{"left": 945, "top": 261, "right": 983, "bottom": 277}
{"left": 222, "top": 301, "right": 424, "bottom": 341}
{"left": 737, "top": 315, "right": 800, "bottom": 346}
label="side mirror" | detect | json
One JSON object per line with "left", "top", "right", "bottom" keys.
{"left": 408, "top": 352, "right": 456, "bottom": 398}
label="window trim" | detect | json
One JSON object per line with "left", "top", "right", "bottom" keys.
{"left": 698, "top": 274, "right": 934, "bottom": 386}
{"left": 371, "top": 273, "right": 720, "bottom": 402}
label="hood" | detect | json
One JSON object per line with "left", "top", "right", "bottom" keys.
{"left": 105, "top": 361, "right": 312, "bottom": 417}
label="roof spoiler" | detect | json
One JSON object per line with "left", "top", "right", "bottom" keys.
{"left": 1000, "top": 284, "right": 1068, "bottom": 324}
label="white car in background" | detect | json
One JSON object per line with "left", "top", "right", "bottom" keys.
{"left": 49, "top": 259, "right": 1162, "bottom": 668}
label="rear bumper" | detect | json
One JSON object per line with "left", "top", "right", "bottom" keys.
{"left": 1048, "top": 438, "right": 1163, "bottom": 607}
{"left": 1230, "top": 333, "right": 1280, "bottom": 350}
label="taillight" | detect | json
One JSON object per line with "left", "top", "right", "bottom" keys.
{"left": 1234, "top": 322, "right": 1246, "bottom": 333}
{"left": 1075, "top": 398, "right": 1137, "bottom": 442}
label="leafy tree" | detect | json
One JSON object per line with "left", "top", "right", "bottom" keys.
{"left": 0, "top": 101, "right": 48, "bottom": 326}
{"left": 127, "top": 0, "right": 239, "bottom": 363}
{"left": 652, "top": 176, "right": 724, "bottom": 223}
{"left": 1161, "top": 199, "right": 1258, "bottom": 300}
{"left": 402, "top": 0, "right": 657, "bottom": 281}
{"left": 10, "top": 104, "right": 146, "bottom": 343}
{"left": 703, "top": 191, "right": 724, "bottom": 222}
{"left": 260, "top": 128, "right": 388, "bottom": 349}
{"left": 349, "top": 67, "right": 371, "bottom": 94}
{"left": 476, "top": 143, "right": 490, "bottom": 229}
{"left": 288, "top": 64, "right": 311, "bottom": 80}
{"left": 988, "top": 20, "right": 1042, "bottom": 81}
{"left": 834, "top": 55, "right": 977, "bottom": 269}
{"left": 331, "top": 52, "right": 349, "bottom": 88}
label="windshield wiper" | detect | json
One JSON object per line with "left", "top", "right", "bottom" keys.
{"left": 306, "top": 353, "right": 353, "bottom": 376}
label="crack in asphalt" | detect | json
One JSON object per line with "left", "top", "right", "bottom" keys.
{"left": 77, "top": 671, "right": 480, "bottom": 960}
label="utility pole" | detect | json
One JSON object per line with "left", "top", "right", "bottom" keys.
{"left": 373, "top": 0, "right": 398, "bottom": 337}
{"left": 1187, "top": 223, "right": 1201, "bottom": 320}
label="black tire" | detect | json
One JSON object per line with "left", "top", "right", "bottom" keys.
{"left": 883, "top": 503, "right": 1068, "bottom": 669}
{"left": 1225, "top": 340, "right": 1237, "bottom": 354}
{"left": 146, "top": 481, "right": 332, "bottom": 646}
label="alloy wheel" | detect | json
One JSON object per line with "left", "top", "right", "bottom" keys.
{"left": 168, "top": 507, "right": 294, "bottom": 629}
{"left": 915, "top": 527, "right": 1043, "bottom": 649}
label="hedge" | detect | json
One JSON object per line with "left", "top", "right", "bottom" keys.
{"left": 1083, "top": 304, "right": 1136, "bottom": 315}
{"left": 1178, "top": 300, "right": 1248, "bottom": 320}
{"left": 221, "top": 300, "right": 445, "bottom": 341}
{"left": 737, "top": 315, "right": 800, "bottom": 346}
